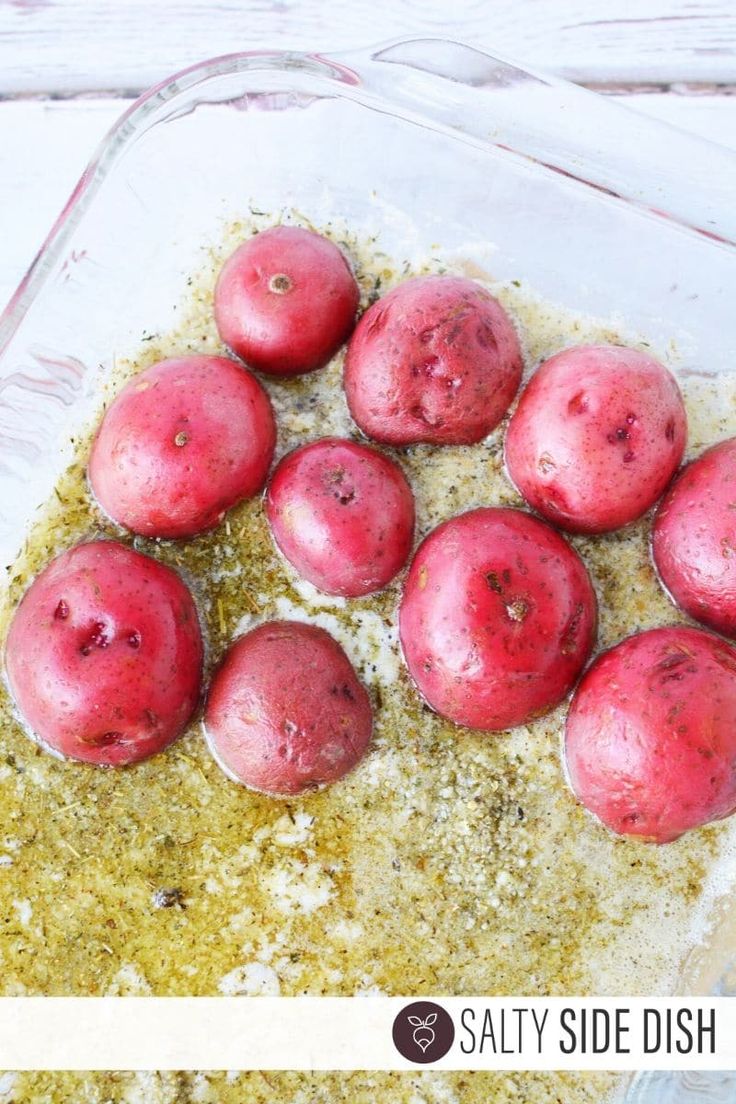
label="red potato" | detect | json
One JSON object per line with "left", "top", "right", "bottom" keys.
{"left": 652, "top": 437, "right": 736, "bottom": 639}
{"left": 89, "top": 355, "right": 275, "bottom": 539}
{"left": 399, "top": 507, "right": 596, "bottom": 731}
{"left": 4, "top": 541, "right": 203, "bottom": 767}
{"left": 214, "top": 226, "right": 359, "bottom": 377}
{"left": 204, "top": 620, "right": 372, "bottom": 795}
{"left": 505, "top": 344, "right": 687, "bottom": 534}
{"left": 266, "top": 437, "right": 415, "bottom": 597}
{"left": 344, "top": 275, "right": 522, "bottom": 446}
{"left": 565, "top": 626, "right": 736, "bottom": 843}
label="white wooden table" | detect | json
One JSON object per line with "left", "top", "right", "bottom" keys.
{"left": 0, "top": 0, "right": 734, "bottom": 313}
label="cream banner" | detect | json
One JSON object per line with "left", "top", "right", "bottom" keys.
{"left": 0, "top": 997, "right": 731, "bottom": 1071}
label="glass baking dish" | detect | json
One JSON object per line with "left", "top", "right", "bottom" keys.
{"left": 1, "top": 36, "right": 735, "bottom": 1103}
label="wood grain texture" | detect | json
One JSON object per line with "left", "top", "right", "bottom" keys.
{"left": 0, "top": 92, "right": 733, "bottom": 312}
{"left": 0, "top": 0, "right": 735, "bottom": 93}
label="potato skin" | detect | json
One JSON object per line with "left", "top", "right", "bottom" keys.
{"left": 344, "top": 275, "right": 522, "bottom": 446}
{"left": 204, "top": 621, "right": 372, "bottom": 795}
{"left": 505, "top": 344, "right": 686, "bottom": 534}
{"left": 398, "top": 507, "right": 596, "bottom": 730}
{"left": 89, "top": 355, "right": 276, "bottom": 539}
{"left": 652, "top": 437, "right": 736, "bottom": 638}
{"left": 266, "top": 437, "right": 415, "bottom": 597}
{"left": 214, "top": 226, "right": 359, "bottom": 377}
{"left": 4, "top": 541, "right": 203, "bottom": 766}
{"left": 565, "top": 626, "right": 736, "bottom": 843}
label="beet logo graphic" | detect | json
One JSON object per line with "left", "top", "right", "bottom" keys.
{"left": 408, "top": 1011, "right": 437, "bottom": 1052}
{"left": 392, "top": 1001, "right": 454, "bottom": 1064}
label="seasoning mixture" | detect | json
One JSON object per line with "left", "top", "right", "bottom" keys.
{"left": 1, "top": 214, "right": 735, "bottom": 1104}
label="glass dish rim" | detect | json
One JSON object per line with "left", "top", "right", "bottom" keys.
{"left": 2, "top": 34, "right": 736, "bottom": 365}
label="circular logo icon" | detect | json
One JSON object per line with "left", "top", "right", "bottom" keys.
{"left": 392, "top": 1001, "right": 455, "bottom": 1064}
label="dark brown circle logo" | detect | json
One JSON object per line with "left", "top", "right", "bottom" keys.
{"left": 392, "top": 1001, "right": 455, "bottom": 1063}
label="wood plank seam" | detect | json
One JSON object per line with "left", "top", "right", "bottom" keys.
{"left": 0, "top": 84, "right": 735, "bottom": 104}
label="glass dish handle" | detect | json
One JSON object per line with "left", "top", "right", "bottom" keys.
{"left": 328, "top": 37, "right": 736, "bottom": 248}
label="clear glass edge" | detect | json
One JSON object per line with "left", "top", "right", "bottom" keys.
{"left": 2, "top": 35, "right": 735, "bottom": 362}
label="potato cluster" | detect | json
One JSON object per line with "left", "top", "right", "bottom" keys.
{"left": 6, "top": 225, "right": 736, "bottom": 842}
